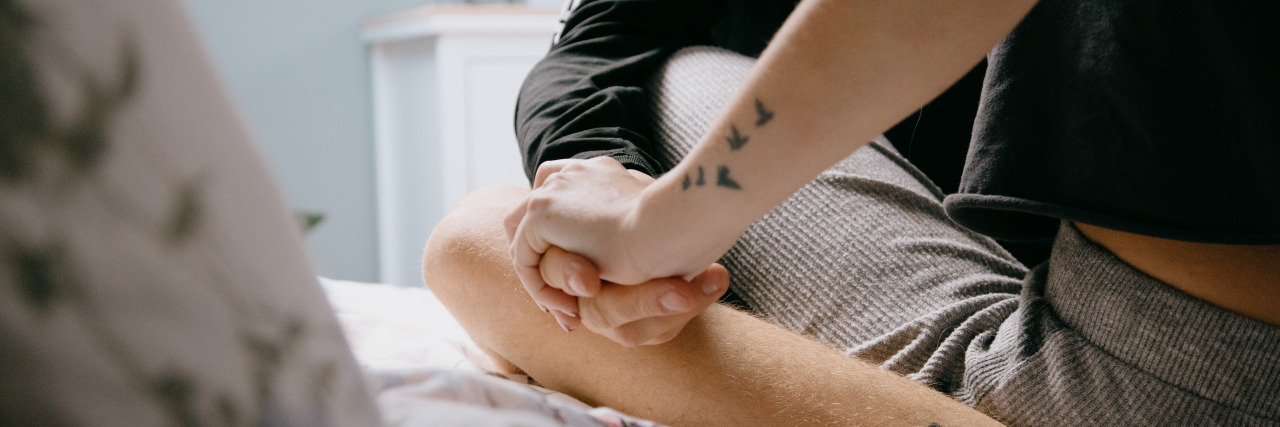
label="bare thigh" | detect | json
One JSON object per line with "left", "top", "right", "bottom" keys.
{"left": 421, "top": 185, "right": 999, "bottom": 427}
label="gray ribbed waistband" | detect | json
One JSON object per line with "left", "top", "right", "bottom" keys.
{"left": 1046, "top": 222, "right": 1280, "bottom": 418}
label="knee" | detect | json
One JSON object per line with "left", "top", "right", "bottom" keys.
{"left": 421, "top": 184, "right": 528, "bottom": 295}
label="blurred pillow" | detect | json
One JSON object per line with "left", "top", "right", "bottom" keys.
{"left": 0, "top": 0, "right": 379, "bottom": 425}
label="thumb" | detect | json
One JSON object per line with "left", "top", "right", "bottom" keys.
{"left": 692, "top": 263, "right": 730, "bottom": 299}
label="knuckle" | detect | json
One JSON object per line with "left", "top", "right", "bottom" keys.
{"left": 587, "top": 156, "right": 619, "bottom": 167}
{"left": 594, "top": 294, "right": 638, "bottom": 329}
{"left": 611, "top": 327, "right": 643, "bottom": 348}
{"left": 644, "top": 285, "right": 682, "bottom": 317}
{"left": 503, "top": 207, "right": 519, "bottom": 226}
{"left": 539, "top": 253, "right": 561, "bottom": 284}
{"left": 650, "top": 328, "right": 680, "bottom": 345}
{"left": 541, "top": 247, "right": 567, "bottom": 269}
{"left": 597, "top": 305, "right": 626, "bottom": 330}
{"left": 515, "top": 268, "right": 543, "bottom": 293}
{"left": 617, "top": 297, "right": 657, "bottom": 325}
{"left": 535, "top": 160, "right": 567, "bottom": 177}
{"left": 525, "top": 193, "right": 553, "bottom": 211}
{"left": 511, "top": 241, "right": 542, "bottom": 265}
{"left": 539, "top": 266, "right": 560, "bottom": 289}
{"left": 580, "top": 300, "right": 616, "bottom": 331}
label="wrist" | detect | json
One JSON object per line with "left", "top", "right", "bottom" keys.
{"left": 621, "top": 174, "right": 677, "bottom": 280}
{"left": 626, "top": 167, "right": 732, "bottom": 280}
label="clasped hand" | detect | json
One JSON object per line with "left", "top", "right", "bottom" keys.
{"left": 504, "top": 157, "right": 728, "bottom": 346}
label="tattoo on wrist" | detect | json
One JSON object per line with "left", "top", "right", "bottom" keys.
{"left": 716, "top": 165, "right": 740, "bottom": 190}
{"left": 726, "top": 124, "right": 749, "bottom": 151}
{"left": 682, "top": 166, "right": 708, "bottom": 191}
{"left": 754, "top": 98, "right": 774, "bottom": 127}
{"left": 686, "top": 98, "right": 771, "bottom": 191}
{"left": 681, "top": 165, "right": 740, "bottom": 191}
{"left": 726, "top": 99, "right": 773, "bottom": 151}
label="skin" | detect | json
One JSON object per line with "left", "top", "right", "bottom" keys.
{"left": 479, "top": 0, "right": 1279, "bottom": 420}
{"left": 1075, "top": 224, "right": 1280, "bottom": 327}
{"left": 509, "top": 0, "right": 1040, "bottom": 345}
{"left": 507, "top": 167, "right": 727, "bottom": 337}
{"left": 425, "top": 185, "right": 1005, "bottom": 427}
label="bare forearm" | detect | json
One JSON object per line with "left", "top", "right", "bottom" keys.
{"left": 636, "top": 0, "right": 1038, "bottom": 278}
{"left": 427, "top": 186, "right": 1002, "bottom": 426}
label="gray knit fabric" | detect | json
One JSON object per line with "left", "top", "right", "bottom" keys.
{"left": 644, "top": 46, "right": 1280, "bottom": 426}
{"left": 646, "top": 46, "right": 1027, "bottom": 352}
{"left": 970, "top": 224, "right": 1280, "bottom": 426}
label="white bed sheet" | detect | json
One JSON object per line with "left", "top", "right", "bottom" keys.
{"left": 319, "top": 277, "right": 492, "bottom": 373}
{"left": 319, "top": 278, "right": 666, "bottom": 427}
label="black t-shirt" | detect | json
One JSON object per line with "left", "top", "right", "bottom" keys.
{"left": 515, "top": 0, "right": 982, "bottom": 193}
{"left": 945, "top": 0, "right": 1280, "bottom": 244}
{"left": 516, "top": 0, "right": 1280, "bottom": 245}
{"left": 515, "top": 0, "right": 782, "bottom": 181}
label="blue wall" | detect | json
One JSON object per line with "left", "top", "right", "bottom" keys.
{"left": 182, "top": 0, "right": 561, "bottom": 282}
{"left": 182, "top": 0, "right": 445, "bottom": 281}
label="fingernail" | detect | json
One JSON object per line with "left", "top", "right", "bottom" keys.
{"left": 660, "top": 291, "right": 690, "bottom": 312}
{"left": 701, "top": 280, "right": 721, "bottom": 295}
{"left": 556, "top": 316, "right": 575, "bottom": 332}
{"left": 568, "top": 276, "right": 585, "bottom": 295}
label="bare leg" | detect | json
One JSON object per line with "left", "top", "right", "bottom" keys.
{"left": 423, "top": 185, "right": 1000, "bottom": 427}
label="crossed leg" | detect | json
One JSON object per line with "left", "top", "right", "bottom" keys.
{"left": 422, "top": 184, "right": 1001, "bottom": 427}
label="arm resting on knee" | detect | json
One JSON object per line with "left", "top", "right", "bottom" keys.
{"left": 424, "top": 186, "right": 1003, "bottom": 427}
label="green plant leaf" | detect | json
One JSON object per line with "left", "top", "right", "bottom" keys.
{"left": 295, "top": 211, "right": 325, "bottom": 234}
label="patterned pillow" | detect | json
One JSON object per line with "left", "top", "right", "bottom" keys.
{"left": 0, "top": 0, "right": 379, "bottom": 425}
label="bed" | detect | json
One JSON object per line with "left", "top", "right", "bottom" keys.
{"left": 0, "top": 0, "right": 663, "bottom": 425}
{"left": 320, "top": 278, "right": 665, "bottom": 427}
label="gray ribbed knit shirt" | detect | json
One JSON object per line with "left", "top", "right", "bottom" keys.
{"left": 643, "top": 46, "right": 1280, "bottom": 426}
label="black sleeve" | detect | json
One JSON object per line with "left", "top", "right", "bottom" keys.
{"left": 515, "top": 0, "right": 726, "bottom": 182}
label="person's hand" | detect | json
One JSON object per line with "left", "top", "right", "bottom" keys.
{"left": 538, "top": 245, "right": 729, "bottom": 345}
{"left": 505, "top": 158, "right": 665, "bottom": 318}
{"left": 505, "top": 157, "right": 663, "bottom": 286}
{"left": 505, "top": 157, "right": 723, "bottom": 341}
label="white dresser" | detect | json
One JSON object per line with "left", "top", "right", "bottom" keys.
{"left": 364, "top": 5, "right": 559, "bottom": 287}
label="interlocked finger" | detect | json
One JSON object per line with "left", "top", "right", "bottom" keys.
{"left": 578, "top": 265, "right": 729, "bottom": 342}
{"left": 606, "top": 314, "right": 697, "bottom": 347}
{"left": 540, "top": 246, "right": 602, "bottom": 297}
{"left": 533, "top": 159, "right": 577, "bottom": 188}
{"left": 503, "top": 195, "right": 529, "bottom": 244}
{"left": 510, "top": 214, "right": 579, "bottom": 316}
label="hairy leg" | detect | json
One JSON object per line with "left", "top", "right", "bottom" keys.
{"left": 423, "top": 185, "right": 1000, "bottom": 427}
